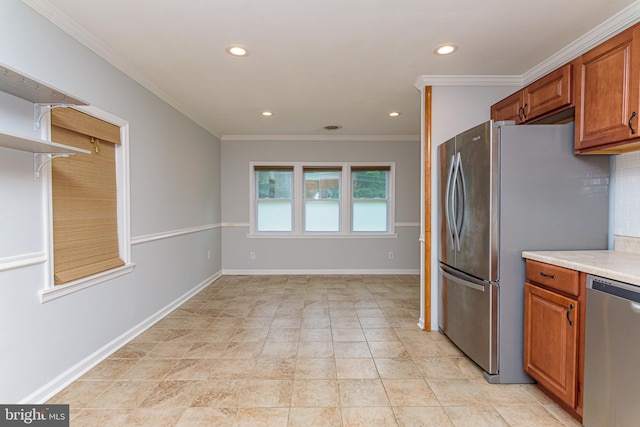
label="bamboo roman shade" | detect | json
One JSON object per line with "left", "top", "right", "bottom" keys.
{"left": 50, "top": 108, "right": 124, "bottom": 285}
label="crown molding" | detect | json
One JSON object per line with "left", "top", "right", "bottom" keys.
{"left": 522, "top": 2, "right": 640, "bottom": 84}
{"left": 221, "top": 134, "right": 420, "bottom": 142}
{"left": 416, "top": 1, "right": 640, "bottom": 90}
{"left": 24, "top": 0, "right": 640, "bottom": 127}
{"left": 414, "top": 75, "right": 522, "bottom": 89}
{"left": 21, "top": 0, "right": 217, "bottom": 137}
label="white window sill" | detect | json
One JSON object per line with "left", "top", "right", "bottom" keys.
{"left": 246, "top": 233, "right": 398, "bottom": 239}
{"left": 40, "top": 263, "right": 136, "bottom": 303}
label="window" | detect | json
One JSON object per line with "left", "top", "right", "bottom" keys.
{"left": 250, "top": 162, "right": 394, "bottom": 236}
{"left": 50, "top": 107, "right": 125, "bottom": 284}
{"left": 304, "top": 167, "right": 341, "bottom": 232}
{"left": 255, "top": 166, "right": 294, "bottom": 232}
{"left": 351, "top": 166, "right": 390, "bottom": 232}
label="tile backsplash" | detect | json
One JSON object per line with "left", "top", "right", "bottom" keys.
{"left": 614, "top": 235, "right": 640, "bottom": 254}
{"left": 614, "top": 151, "right": 640, "bottom": 237}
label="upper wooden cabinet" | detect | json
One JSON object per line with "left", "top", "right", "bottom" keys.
{"left": 574, "top": 24, "right": 640, "bottom": 154}
{"left": 491, "top": 64, "right": 573, "bottom": 124}
{"left": 491, "top": 91, "right": 524, "bottom": 123}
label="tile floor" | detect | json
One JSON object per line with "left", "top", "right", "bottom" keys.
{"left": 48, "top": 275, "right": 582, "bottom": 426}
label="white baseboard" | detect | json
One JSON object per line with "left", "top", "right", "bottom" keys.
{"left": 20, "top": 271, "right": 222, "bottom": 404}
{"left": 221, "top": 269, "right": 420, "bottom": 276}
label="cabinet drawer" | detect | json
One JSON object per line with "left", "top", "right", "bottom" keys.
{"left": 526, "top": 259, "right": 579, "bottom": 296}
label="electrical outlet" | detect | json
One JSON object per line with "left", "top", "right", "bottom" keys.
{"left": 388, "top": 251, "right": 394, "bottom": 260}
{"left": 250, "top": 251, "right": 256, "bottom": 260}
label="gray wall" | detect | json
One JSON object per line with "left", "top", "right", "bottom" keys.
{"left": 0, "top": 0, "right": 221, "bottom": 403}
{"left": 221, "top": 138, "right": 421, "bottom": 273}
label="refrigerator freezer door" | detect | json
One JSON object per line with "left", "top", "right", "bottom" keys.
{"left": 454, "top": 122, "right": 499, "bottom": 282}
{"left": 439, "top": 263, "right": 498, "bottom": 374}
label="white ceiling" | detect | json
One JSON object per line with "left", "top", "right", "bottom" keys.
{"left": 22, "top": 0, "right": 640, "bottom": 139}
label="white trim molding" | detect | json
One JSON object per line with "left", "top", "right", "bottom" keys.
{"left": 221, "top": 134, "right": 420, "bottom": 142}
{"left": 24, "top": 271, "right": 222, "bottom": 403}
{"left": 0, "top": 252, "right": 47, "bottom": 272}
{"left": 395, "top": 222, "right": 420, "bottom": 227}
{"left": 221, "top": 222, "right": 251, "bottom": 228}
{"left": 131, "top": 224, "right": 221, "bottom": 245}
{"left": 415, "top": 3, "right": 640, "bottom": 90}
{"left": 246, "top": 233, "right": 399, "bottom": 239}
{"left": 226, "top": 222, "right": 416, "bottom": 228}
{"left": 223, "top": 269, "right": 420, "bottom": 276}
{"left": 522, "top": 3, "right": 640, "bottom": 85}
{"left": 40, "top": 263, "right": 136, "bottom": 303}
{"left": 20, "top": 0, "right": 206, "bottom": 136}
{"left": 414, "top": 75, "right": 522, "bottom": 89}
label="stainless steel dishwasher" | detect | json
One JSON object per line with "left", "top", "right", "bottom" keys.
{"left": 583, "top": 274, "right": 640, "bottom": 427}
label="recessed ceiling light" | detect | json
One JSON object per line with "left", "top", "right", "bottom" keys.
{"left": 434, "top": 43, "right": 459, "bottom": 55}
{"left": 389, "top": 112, "right": 401, "bottom": 117}
{"left": 261, "top": 111, "right": 273, "bottom": 116}
{"left": 226, "top": 45, "right": 248, "bottom": 57}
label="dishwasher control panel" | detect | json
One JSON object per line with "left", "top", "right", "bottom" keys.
{"left": 587, "top": 275, "right": 640, "bottom": 303}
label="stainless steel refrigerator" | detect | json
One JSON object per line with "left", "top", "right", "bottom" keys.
{"left": 438, "top": 120, "right": 610, "bottom": 384}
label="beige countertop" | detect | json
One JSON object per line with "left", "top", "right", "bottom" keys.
{"left": 522, "top": 250, "right": 640, "bottom": 286}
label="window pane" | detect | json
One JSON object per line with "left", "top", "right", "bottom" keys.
{"left": 257, "top": 170, "right": 292, "bottom": 199}
{"left": 353, "top": 200, "right": 387, "bottom": 232}
{"left": 352, "top": 170, "right": 387, "bottom": 199}
{"left": 257, "top": 200, "right": 292, "bottom": 231}
{"left": 305, "top": 201, "right": 340, "bottom": 232}
{"left": 305, "top": 171, "right": 340, "bottom": 199}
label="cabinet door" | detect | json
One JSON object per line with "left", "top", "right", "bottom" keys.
{"left": 575, "top": 25, "right": 640, "bottom": 151}
{"left": 524, "top": 64, "right": 572, "bottom": 121}
{"left": 523, "top": 283, "right": 578, "bottom": 408}
{"left": 491, "top": 91, "right": 524, "bottom": 123}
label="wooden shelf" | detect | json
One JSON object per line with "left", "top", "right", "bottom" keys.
{"left": 0, "top": 130, "right": 90, "bottom": 155}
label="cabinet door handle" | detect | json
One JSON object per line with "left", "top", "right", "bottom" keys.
{"left": 522, "top": 104, "right": 528, "bottom": 120}
{"left": 629, "top": 112, "right": 637, "bottom": 134}
{"left": 566, "top": 303, "right": 574, "bottom": 326}
{"left": 540, "top": 272, "right": 556, "bottom": 279}
{"left": 517, "top": 107, "right": 523, "bottom": 122}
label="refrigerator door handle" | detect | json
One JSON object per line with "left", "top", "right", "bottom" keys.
{"left": 452, "top": 151, "right": 465, "bottom": 252}
{"left": 441, "top": 266, "right": 486, "bottom": 292}
{"left": 445, "top": 154, "right": 456, "bottom": 247}
{"left": 451, "top": 154, "right": 460, "bottom": 250}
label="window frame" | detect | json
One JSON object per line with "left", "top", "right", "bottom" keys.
{"left": 254, "top": 165, "right": 295, "bottom": 234}
{"left": 40, "top": 105, "right": 133, "bottom": 303}
{"left": 350, "top": 166, "right": 392, "bottom": 234}
{"left": 249, "top": 161, "right": 395, "bottom": 238}
{"left": 303, "top": 166, "right": 343, "bottom": 234}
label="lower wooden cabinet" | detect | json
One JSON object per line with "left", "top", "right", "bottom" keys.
{"left": 523, "top": 260, "right": 584, "bottom": 422}
{"left": 524, "top": 283, "right": 578, "bottom": 404}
